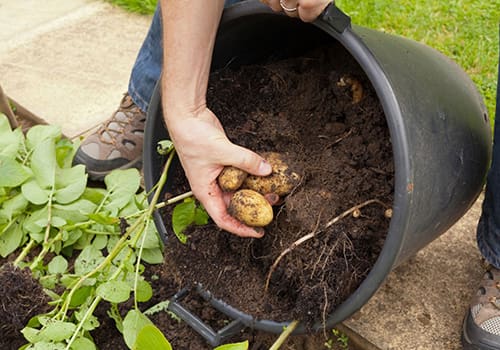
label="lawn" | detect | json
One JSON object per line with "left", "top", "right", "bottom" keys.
{"left": 109, "top": 0, "right": 499, "bottom": 121}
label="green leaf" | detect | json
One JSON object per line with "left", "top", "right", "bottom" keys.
{"left": 133, "top": 324, "right": 172, "bottom": 350}
{"left": 0, "top": 223, "right": 24, "bottom": 257}
{"left": 91, "top": 234, "right": 108, "bottom": 250}
{"left": 143, "top": 301, "right": 170, "bottom": 316}
{"left": 74, "top": 246, "right": 104, "bottom": 275}
{"left": 31, "top": 342, "right": 66, "bottom": 350}
{"left": 70, "top": 336, "right": 97, "bottom": 350}
{"left": 88, "top": 213, "right": 119, "bottom": 225}
{"left": 214, "top": 341, "right": 249, "bottom": 350}
{"left": 132, "top": 221, "right": 161, "bottom": 249}
{"left": 194, "top": 205, "right": 209, "bottom": 225}
{"left": 96, "top": 280, "right": 131, "bottom": 303}
{"left": 22, "top": 179, "right": 49, "bottom": 205}
{"left": 74, "top": 309, "right": 100, "bottom": 331}
{"left": 0, "top": 192, "right": 28, "bottom": 220}
{"left": 54, "top": 198, "right": 97, "bottom": 214}
{"left": 50, "top": 216, "right": 67, "bottom": 228}
{"left": 40, "top": 274, "right": 58, "bottom": 289}
{"left": 123, "top": 310, "right": 153, "bottom": 349}
{"left": 69, "top": 286, "right": 93, "bottom": 307}
{"left": 24, "top": 207, "right": 49, "bottom": 235}
{"left": 140, "top": 248, "right": 164, "bottom": 264}
{"left": 54, "top": 165, "right": 87, "bottom": 204}
{"left": 21, "top": 326, "right": 41, "bottom": 343}
{"left": 38, "top": 320, "right": 76, "bottom": 342}
{"left": 26, "top": 124, "right": 61, "bottom": 150}
{"left": 31, "top": 138, "right": 56, "bottom": 188}
{"left": 104, "top": 169, "right": 141, "bottom": 214}
{"left": 0, "top": 115, "right": 23, "bottom": 158}
{"left": 81, "top": 187, "right": 106, "bottom": 205}
{"left": 55, "top": 138, "right": 79, "bottom": 169}
{"left": 0, "top": 155, "right": 31, "bottom": 187}
{"left": 48, "top": 255, "right": 68, "bottom": 274}
{"left": 135, "top": 279, "right": 153, "bottom": 302}
{"left": 62, "top": 229, "right": 83, "bottom": 247}
{"left": 172, "top": 200, "right": 196, "bottom": 244}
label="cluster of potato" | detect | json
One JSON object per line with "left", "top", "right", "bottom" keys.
{"left": 218, "top": 152, "right": 301, "bottom": 227}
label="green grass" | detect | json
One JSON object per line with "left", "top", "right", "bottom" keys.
{"left": 106, "top": 0, "right": 156, "bottom": 15}
{"left": 109, "top": 0, "right": 499, "bottom": 120}
{"left": 336, "top": 0, "right": 499, "bottom": 121}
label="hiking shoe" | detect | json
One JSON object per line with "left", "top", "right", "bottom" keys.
{"left": 73, "top": 93, "right": 146, "bottom": 180}
{"left": 463, "top": 264, "right": 500, "bottom": 350}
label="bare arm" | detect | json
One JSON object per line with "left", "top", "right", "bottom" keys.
{"left": 159, "top": 0, "right": 331, "bottom": 238}
{"left": 160, "top": 0, "right": 272, "bottom": 238}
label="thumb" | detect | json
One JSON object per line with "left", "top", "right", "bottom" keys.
{"left": 227, "top": 145, "right": 272, "bottom": 177}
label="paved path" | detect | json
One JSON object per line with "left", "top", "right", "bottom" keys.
{"left": 0, "top": 1, "right": 485, "bottom": 348}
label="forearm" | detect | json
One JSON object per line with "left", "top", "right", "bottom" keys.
{"left": 160, "top": 0, "right": 225, "bottom": 120}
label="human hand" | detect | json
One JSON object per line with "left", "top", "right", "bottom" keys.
{"left": 261, "top": 0, "right": 332, "bottom": 22}
{"left": 164, "top": 106, "right": 274, "bottom": 238}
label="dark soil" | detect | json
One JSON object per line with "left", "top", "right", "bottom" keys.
{"left": 160, "top": 41, "right": 394, "bottom": 335}
{"left": 0, "top": 263, "right": 50, "bottom": 350}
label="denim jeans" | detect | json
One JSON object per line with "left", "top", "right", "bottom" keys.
{"left": 128, "top": 0, "right": 243, "bottom": 112}
{"left": 477, "top": 44, "right": 500, "bottom": 269}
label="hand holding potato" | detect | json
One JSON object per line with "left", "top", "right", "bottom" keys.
{"left": 218, "top": 152, "right": 301, "bottom": 228}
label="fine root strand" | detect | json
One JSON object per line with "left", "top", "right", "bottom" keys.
{"left": 264, "top": 199, "right": 388, "bottom": 293}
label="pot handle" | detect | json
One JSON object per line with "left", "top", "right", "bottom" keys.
{"left": 317, "top": 2, "right": 351, "bottom": 34}
{"left": 167, "top": 287, "right": 246, "bottom": 347}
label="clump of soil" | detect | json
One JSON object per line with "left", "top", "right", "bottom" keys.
{"left": 160, "top": 42, "right": 394, "bottom": 329}
{"left": 0, "top": 263, "right": 50, "bottom": 349}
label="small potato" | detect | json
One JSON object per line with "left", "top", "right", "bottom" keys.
{"left": 243, "top": 152, "right": 300, "bottom": 196}
{"left": 228, "top": 189, "right": 274, "bottom": 227}
{"left": 218, "top": 166, "right": 248, "bottom": 192}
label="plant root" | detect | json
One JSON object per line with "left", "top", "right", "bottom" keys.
{"left": 265, "top": 199, "right": 389, "bottom": 292}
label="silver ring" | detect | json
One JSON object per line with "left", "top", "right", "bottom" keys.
{"left": 279, "top": 0, "right": 297, "bottom": 12}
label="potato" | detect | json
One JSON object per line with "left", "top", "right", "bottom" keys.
{"left": 228, "top": 189, "right": 273, "bottom": 227}
{"left": 218, "top": 166, "right": 248, "bottom": 192}
{"left": 243, "top": 152, "right": 300, "bottom": 196}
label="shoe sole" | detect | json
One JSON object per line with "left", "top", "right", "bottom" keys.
{"left": 85, "top": 159, "right": 142, "bottom": 182}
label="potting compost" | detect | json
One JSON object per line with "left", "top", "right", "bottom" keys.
{"left": 161, "top": 42, "right": 394, "bottom": 327}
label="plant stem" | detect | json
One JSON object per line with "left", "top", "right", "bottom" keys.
{"left": 64, "top": 295, "right": 102, "bottom": 350}
{"left": 13, "top": 238, "right": 35, "bottom": 266}
{"left": 59, "top": 150, "right": 175, "bottom": 319}
{"left": 155, "top": 191, "right": 193, "bottom": 209}
{"left": 269, "top": 320, "right": 299, "bottom": 350}
{"left": 65, "top": 151, "right": 175, "bottom": 348}
{"left": 44, "top": 192, "right": 54, "bottom": 244}
{"left": 30, "top": 231, "right": 63, "bottom": 270}
{"left": 123, "top": 190, "right": 193, "bottom": 220}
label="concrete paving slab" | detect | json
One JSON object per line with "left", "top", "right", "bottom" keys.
{"left": 344, "top": 195, "right": 484, "bottom": 349}
{"left": 0, "top": 0, "right": 89, "bottom": 44}
{"left": 0, "top": 0, "right": 151, "bottom": 137}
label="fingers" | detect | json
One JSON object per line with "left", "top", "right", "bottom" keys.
{"left": 262, "top": 0, "right": 332, "bottom": 22}
{"left": 296, "top": 0, "right": 332, "bottom": 22}
{"left": 196, "top": 183, "right": 265, "bottom": 238}
{"left": 225, "top": 144, "right": 273, "bottom": 177}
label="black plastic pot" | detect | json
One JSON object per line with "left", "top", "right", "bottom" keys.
{"left": 144, "top": 1, "right": 491, "bottom": 345}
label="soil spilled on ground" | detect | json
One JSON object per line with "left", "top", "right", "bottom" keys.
{"left": 0, "top": 263, "right": 50, "bottom": 350}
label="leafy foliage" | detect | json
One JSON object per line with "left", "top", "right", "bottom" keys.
{"left": 0, "top": 114, "right": 258, "bottom": 349}
{"left": 0, "top": 114, "right": 165, "bottom": 349}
